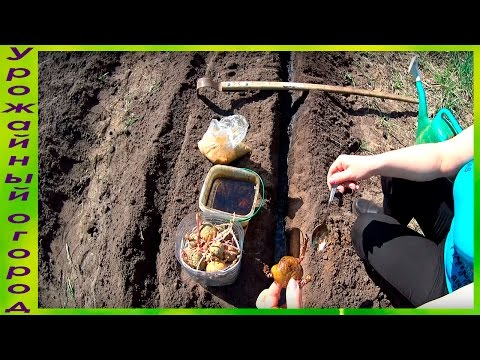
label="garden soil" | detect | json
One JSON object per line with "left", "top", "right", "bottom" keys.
{"left": 39, "top": 51, "right": 427, "bottom": 308}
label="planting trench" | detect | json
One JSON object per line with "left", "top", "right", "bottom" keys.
{"left": 39, "top": 51, "right": 402, "bottom": 308}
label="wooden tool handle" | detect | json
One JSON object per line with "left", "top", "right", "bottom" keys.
{"left": 220, "top": 81, "right": 418, "bottom": 104}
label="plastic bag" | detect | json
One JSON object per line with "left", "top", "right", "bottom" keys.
{"left": 198, "top": 115, "right": 252, "bottom": 164}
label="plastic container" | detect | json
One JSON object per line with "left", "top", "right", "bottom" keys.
{"left": 174, "top": 212, "right": 245, "bottom": 287}
{"left": 199, "top": 165, "right": 263, "bottom": 224}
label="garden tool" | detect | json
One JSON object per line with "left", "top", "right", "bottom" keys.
{"left": 197, "top": 77, "right": 418, "bottom": 104}
{"left": 408, "top": 55, "right": 463, "bottom": 144}
{"left": 311, "top": 185, "right": 338, "bottom": 252}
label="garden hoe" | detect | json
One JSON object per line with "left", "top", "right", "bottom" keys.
{"left": 197, "top": 77, "right": 419, "bottom": 104}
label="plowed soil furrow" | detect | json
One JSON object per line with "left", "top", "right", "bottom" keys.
{"left": 156, "top": 52, "right": 283, "bottom": 307}
{"left": 287, "top": 53, "right": 391, "bottom": 307}
{"left": 39, "top": 52, "right": 122, "bottom": 307}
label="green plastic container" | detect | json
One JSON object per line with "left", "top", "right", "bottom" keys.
{"left": 414, "top": 80, "right": 463, "bottom": 144}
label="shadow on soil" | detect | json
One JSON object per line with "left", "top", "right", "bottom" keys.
{"left": 327, "top": 93, "right": 418, "bottom": 119}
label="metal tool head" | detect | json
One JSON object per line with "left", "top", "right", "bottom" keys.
{"left": 196, "top": 77, "right": 221, "bottom": 91}
{"left": 311, "top": 221, "right": 328, "bottom": 250}
{"left": 328, "top": 184, "right": 338, "bottom": 203}
{"left": 408, "top": 55, "right": 420, "bottom": 80}
{"left": 311, "top": 185, "right": 338, "bottom": 249}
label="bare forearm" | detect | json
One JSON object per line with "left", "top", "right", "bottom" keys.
{"left": 370, "top": 143, "right": 443, "bottom": 181}
{"left": 369, "top": 126, "right": 473, "bottom": 181}
{"left": 326, "top": 126, "right": 473, "bottom": 188}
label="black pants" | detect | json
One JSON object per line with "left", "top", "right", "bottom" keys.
{"left": 351, "top": 177, "right": 453, "bottom": 307}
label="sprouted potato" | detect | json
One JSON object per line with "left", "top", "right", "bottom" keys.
{"left": 263, "top": 231, "right": 312, "bottom": 288}
{"left": 181, "top": 213, "right": 241, "bottom": 272}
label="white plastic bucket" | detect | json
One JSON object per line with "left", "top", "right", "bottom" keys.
{"left": 174, "top": 213, "right": 245, "bottom": 287}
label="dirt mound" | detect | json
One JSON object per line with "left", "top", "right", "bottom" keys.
{"left": 285, "top": 53, "right": 390, "bottom": 307}
{"left": 39, "top": 51, "right": 398, "bottom": 308}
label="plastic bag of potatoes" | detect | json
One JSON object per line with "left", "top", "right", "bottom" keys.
{"left": 198, "top": 115, "right": 252, "bottom": 164}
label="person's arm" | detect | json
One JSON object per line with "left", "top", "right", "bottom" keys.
{"left": 373, "top": 125, "right": 473, "bottom": 181}
{"left": 328, "top": 125, "right": 473, "bottom": 188}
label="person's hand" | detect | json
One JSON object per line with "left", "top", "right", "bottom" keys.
{"left": 327, "top": 154, "right": 376, "bottom": 193}
{"left": 256, "top": 278, "right": 302, "bottom": 308}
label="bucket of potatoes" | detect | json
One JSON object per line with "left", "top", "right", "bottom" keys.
{"left": 175, "top": 212, "right": 244, "bottom": 286}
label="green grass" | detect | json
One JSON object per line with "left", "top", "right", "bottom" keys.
{"left": 359, "top": 139, "right": 373, "bottom": 154}
{"left": 423, "top": 52, "right": 473, "bottom": 121}
{"left": 375, "top": 116, "right": 392, "bottom": 131}
{"left": 124, "top": 112, "right": 141, "bottom": 128}
{"left": 344, "top": 73, "right": 355, "bottom": 86}
{"left": 98, "top": 72, "right": 110, "bottom": 84}
{"left": 67, "top": 279, "right": 75, "bottom": 299}
{"left": 451, "top": 52, "right": 473, "bottom": 94}
{"left": 148, "top": 80, "right": 164, "bottom": 95}
{"left": 392, "top": 70, "right": 404, "bottom": 91}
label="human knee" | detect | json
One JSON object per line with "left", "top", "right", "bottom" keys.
{"left": 351, "top": 213, "right": 379, "bottom": 260}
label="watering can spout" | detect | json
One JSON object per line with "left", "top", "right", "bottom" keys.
{"left": 408, "top": 55, "right": 421, "bottom": 81}
{"left": 408, "top": 55, "right": 430, "bottom": 139}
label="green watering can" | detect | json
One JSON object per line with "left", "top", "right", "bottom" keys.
{"left": 408, "top": 56, "right": 463, "bottom": 144}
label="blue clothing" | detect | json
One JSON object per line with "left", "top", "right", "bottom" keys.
{"left": 444, "top": 160, "right": 474, "bottom": 292}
